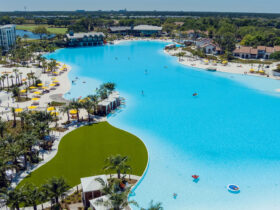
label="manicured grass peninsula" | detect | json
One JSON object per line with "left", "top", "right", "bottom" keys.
{"left": 18, "top": 122, "right": 148, "bottom": 188}
{"left": 16, "top": 24, "right": 67, "bottom": 34}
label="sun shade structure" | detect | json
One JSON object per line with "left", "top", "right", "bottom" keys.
{"left": 47, "top": 107, "right": 55, "bottom": 111}
{"left": 51, "top": 111, "right": 59, "bottom": 116}
{"left": 50, "top": 83, "right": 56, "bottom": 87}
{"left": 31, "top": 98, "right": 39, "bottom": 101}
{"left": 53, "top": 80, "right": 59, "bottom": 83}
{"left": 15, "top": 108, "right": 23, "bottom": 113}
{"left": 33, "top": 91, "right": 41, "bottom": 95}
{"left": 42, "top": 86, "right": 48, "bottom": 89}
{"left": 28, "top": 106, "right": 37, "bottom": 109}
{"left": 37, "top": 83, "right": 43, "bottom": 86}
{"left": 51, "top": 77, "right": 56, "bottom": 80}
{"left": 29, "top": 86, "right": 36, "bottom": 89}
{"left": 69, "top": 109, "right": 77, "bottom": 114}
{"left": 20, "top": 89, "right": 26, "bottom": 93}
{"left": 222, "top": 60, "right": 228, "bottom": 64}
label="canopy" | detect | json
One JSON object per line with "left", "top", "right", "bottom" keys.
{"left": 29, "top": 86, "right": 36, "bottom": 89}
{"left": 47, "top": 107, "right": 55, "bottom": 111}
{"left": 33, "top": 91, "right": 41, "bottom": 95}
{"left": 31, "top": 98, "right": 39, "bottom": 101}
{"left": 15, "top": 108, "right": 23, "bottom": 113}
{"left": 20, "top": 89, "right": 26, "bottom": 93}
{"left": 28, "top": 106, "right": 37, "bottom": 109}
{"left": 37, "top": 83, "right": 43, "bottom": 86}
{"left": 51, "top": 111, "right": 59, "bottom": 116}
{"left": 259, "top": 70, "right": 265, "bottom": 73}
{"left": 50, "top": 83, "right": 56, "bottom": 87}
{"left": 53, "top": 80, "right": 59, "bottom": 83}
{"left": 69, "top": 109, "right": 77, "bottom": 114}
{"left": 222, "top": 60, "right": 228, "bottom": 64}
{"left": 42, "top": 86, "right": 48, "bottom": 89}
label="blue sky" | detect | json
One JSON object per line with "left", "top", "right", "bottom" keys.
{"left": 1, "top": 0, "right": 280, "bottom": 13}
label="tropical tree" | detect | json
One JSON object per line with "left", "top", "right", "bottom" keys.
{"left": 0, "top": 117, "right": 7, "bottom": 138}
{"left": 11, "top": 107, "right": 16, "bottom": 127}
{"left": 69, "top": 99, "right": 82, "bottom": 122}
{"left": 42, "top": 177, "right": 70, "bottom": 206}
{"left": 60, "top": 105, "right": 71, "bottom": 123}
{"left": 22, "top": 183, "right": 41, "bottom": 210}
{"left": 82, "top": 100, "right": 94, "bottom": 122}
{"left": 0, "top": 187, "right": 24, "bottom": 210}
{"left": 141, "top": 200, "right": 164, "bottom": 210}
{"left": 104, "top": 154, "right": 131, "bottom": 179}
{"left": 12, "top": 86, "right": 20, "bottom": 102}
{"left": 95, "top": 178, "right": 137, "bottom": 210}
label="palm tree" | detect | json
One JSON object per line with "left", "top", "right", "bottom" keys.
{"left": 0, "top": 187, "right": 24, "bottom": 210}
{"left": 6, "top": 143, "right": 23, "bottom": 173}
{"left": 60, "top": 105, "right": 71, "bottom": 123}
{"left": 0, "top": 156, "right": 12, "bottom": 188}
{"left": 9, "top": 75, "right": 15, "bottom": 87}
{"left": 22, "top": 183, "right": 41, "bottom": 210}
{"left": 88, "top": 94, "right": 99, "bottom": 114}
{"left": 11, "top": 107, "right": 16, "bottom": 127}
{"left": 69, "top": 99, "right": 82, "bottom": 122}
{"left": 42, "top": 177, "right": 70, "bottom": 206}
{"left": 0, "top": 117, "right": 7, "bottom": 138}
{"left": 12, "top": 87, "right": 20, "bottom": 102}
{"left": 4, "top": 74, "right": 9, "bottom": 90}
{"left": 104, "top": 154, "right": 131, "bottom": 179}
{"left": 141, "top": 200, "right": 164, "bottom": 210}
{"left": 95, "top": 178, "right": 137, "bottom": 210}
{"left": 82, "top": 100, "right": 94, "bottom": 122}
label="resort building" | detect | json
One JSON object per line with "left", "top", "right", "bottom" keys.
{"left": 195, "top": 38, "right": 222, "bottom": 55}
{"left": 0, "top": 24, "right": 16, "bottom": 51}
{"left": 233, "top": 46, "right": 280, "bottom": 59}
{"left": 132, "top": 25, "right": 162, "bottom": 36}
{"left": 108, "top": 25, "right": 162, "bottom": 37}
{"left": 65, "top": 31, "right": 105, "bottom": 47}
{"left": 108, "top": 26, "right": 131, "bottom": 35}
{"left": 97, "top": 91, "right": 121, "bottom": 116}
{"left": 81, "top": 175, "right": 108, "bottom": 208}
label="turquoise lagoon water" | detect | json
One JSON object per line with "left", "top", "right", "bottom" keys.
{"left": 46, "top": 41, "right": 280, "bottom": 210}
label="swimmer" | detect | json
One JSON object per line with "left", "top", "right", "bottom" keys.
{"left": 145, "top": 69, "right": 148, "bottom": 74}
{"left": 173, "top": 193, "right": 177, "bottom": 199}
{"left": 141, "top": 90, "right": 144, "bottom": 95}
{"left": 193, "top": 93, "right": 198, "bottom": 96}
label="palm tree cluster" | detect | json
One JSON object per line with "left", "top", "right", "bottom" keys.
{"left": 0, "top": 177, "right": 70, "bottom": 210}
{"left": 0, "top": 111, "right": 56, "bottom": 191}
{"left": 61, "top": 82, "right": 116, "bottom": 123}
{"left": 96, "top": 154, "right": 163, "bottom": 210}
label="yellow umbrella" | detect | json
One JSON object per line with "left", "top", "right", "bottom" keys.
{"left": 204, "top": 59, "right": 209, "bottom": 63}
{"left": 69, "top": 109, "right": 77, "bottom": 114}
{"left": 33, "top": 91, "right": 41, "bottom": 95}
{"left": 37, "top": 83, "right": 43, "bottom": 86}
{"left": 47, "top": 107, "right": 55, "bottom": 111}
{"left": 51, "top": 111, "right": 59, "bottom": 116}
{"left": 28, "top": 106, "right": 37, "bottom": 109}
{"left": 79, "top": 99, "right": 85, "bottom": 103}
{"left": 51, "top": 77, "right": 56, "bottom": 80}
{"left": 31, "top": 98, "right": 39, "bottom": 101}
{"left": 53, "top": 72, "right": 58, "bottom": 74}
{"left": 15, "top": 108, "right": 23, "bottom": 113}
{"left": 222, "top": 60, "right": 228, "bottom": 64}
{"left": 29, "top": 86, "right": 36, "bottom": 89}
{"left": 250, "top": 68, "right": 255, "bottom": 72}
{"left": 20, "top": 89, "right": 26, "bottom": 93}
{"left": 42, "top": 86, "right": 48, "bottom": 89}
{"left": 53, "top": 80, "right": 59, "bottom": 83}
{"left": 50, "top": 83, "right": 56, "bottom": 87}
{"left": 259, "top": 70, "right": 265, "bottom": 73}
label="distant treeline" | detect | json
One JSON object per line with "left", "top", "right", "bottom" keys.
{"left": 1, "top": 11, "right": 280, "bottom": 18}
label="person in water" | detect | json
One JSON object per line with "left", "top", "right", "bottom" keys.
{"left": 141, "top": 90, "right": 144, "bottom": 95}
{"left": 173, "top": 193, "right": 177, "bottom": 199}
{"left": 193, "top": 93, "right": 198, "bottom": 96}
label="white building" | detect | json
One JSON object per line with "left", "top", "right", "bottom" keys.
{"left": 0, "top": 24, "right": 16, "bottom": 51}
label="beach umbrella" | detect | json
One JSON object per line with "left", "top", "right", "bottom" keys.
{"left": 37, "top": 83, "right": 43, "bottom": 86}
{"left": 250, "top": 68, "right": 255, "bottom": 72}
{"left": 47, "top": 107, "right": 55, "bottom": 111}
{"left": 29, "top": 86, "right": 36, "bottom": 89}
{"left": 259, "top": 70, "right": 265, "bottom": 73}
{"left": 50, "top": 83, "right": 56, "bottom": 87}
{"left": 42, "top": 86, "right": 48, "bottom": 89}
{"left": 51, "top": 111, "right": 59, "bottom": 116}
{"left": 20, "top": 89, "right": 26, "bottom": 93}
{"left": 204, "top": 59, "right": 209, "bottom": 63}
{"left": 33, "top": 91, "right": 41, "bottom": 95}
{"left": 222, "top": 60, "right": 228, "bottom": 64}
{"left": 53, "top": 72, "right": 59, "bottom": 74}
{"left": 53, "top": 80, "right": 59, "bottom": 83}
{"left": 31, "top": 98, "right": 39, "bottom": 101}
{"left": 15, "top": 108, "right": 23, "bottom": 113}
{"left": 51, "top": 77, "right": 56, "bottom": 80}
{"left": 69, "top": 109, "right": 77, "bottom": 114}
{"left": 28, "top": 106, "right": 37, "bottom": 109}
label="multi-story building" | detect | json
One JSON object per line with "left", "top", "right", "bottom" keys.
{"left": 0, "top": 24, "right": 16, "bottom": 51}
{"left": 65, "top": 31, "right": 105, "bottom": 47}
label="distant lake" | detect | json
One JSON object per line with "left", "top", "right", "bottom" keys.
{"left": 16, "top": 29, "right": 56, "bottom": 39}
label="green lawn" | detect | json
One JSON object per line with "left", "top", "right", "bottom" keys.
{"left": 18, "top": 122, "right": 148, "bottom": 188}
{"left": 16, "top": 24, "right": 67, "bottom": 35}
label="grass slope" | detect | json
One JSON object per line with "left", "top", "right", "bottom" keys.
{"left": 16, "top": 24, "right": 67, "bottom": 34}
{"left": 18, "top": 122, "right": 148, "bottom": 188}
